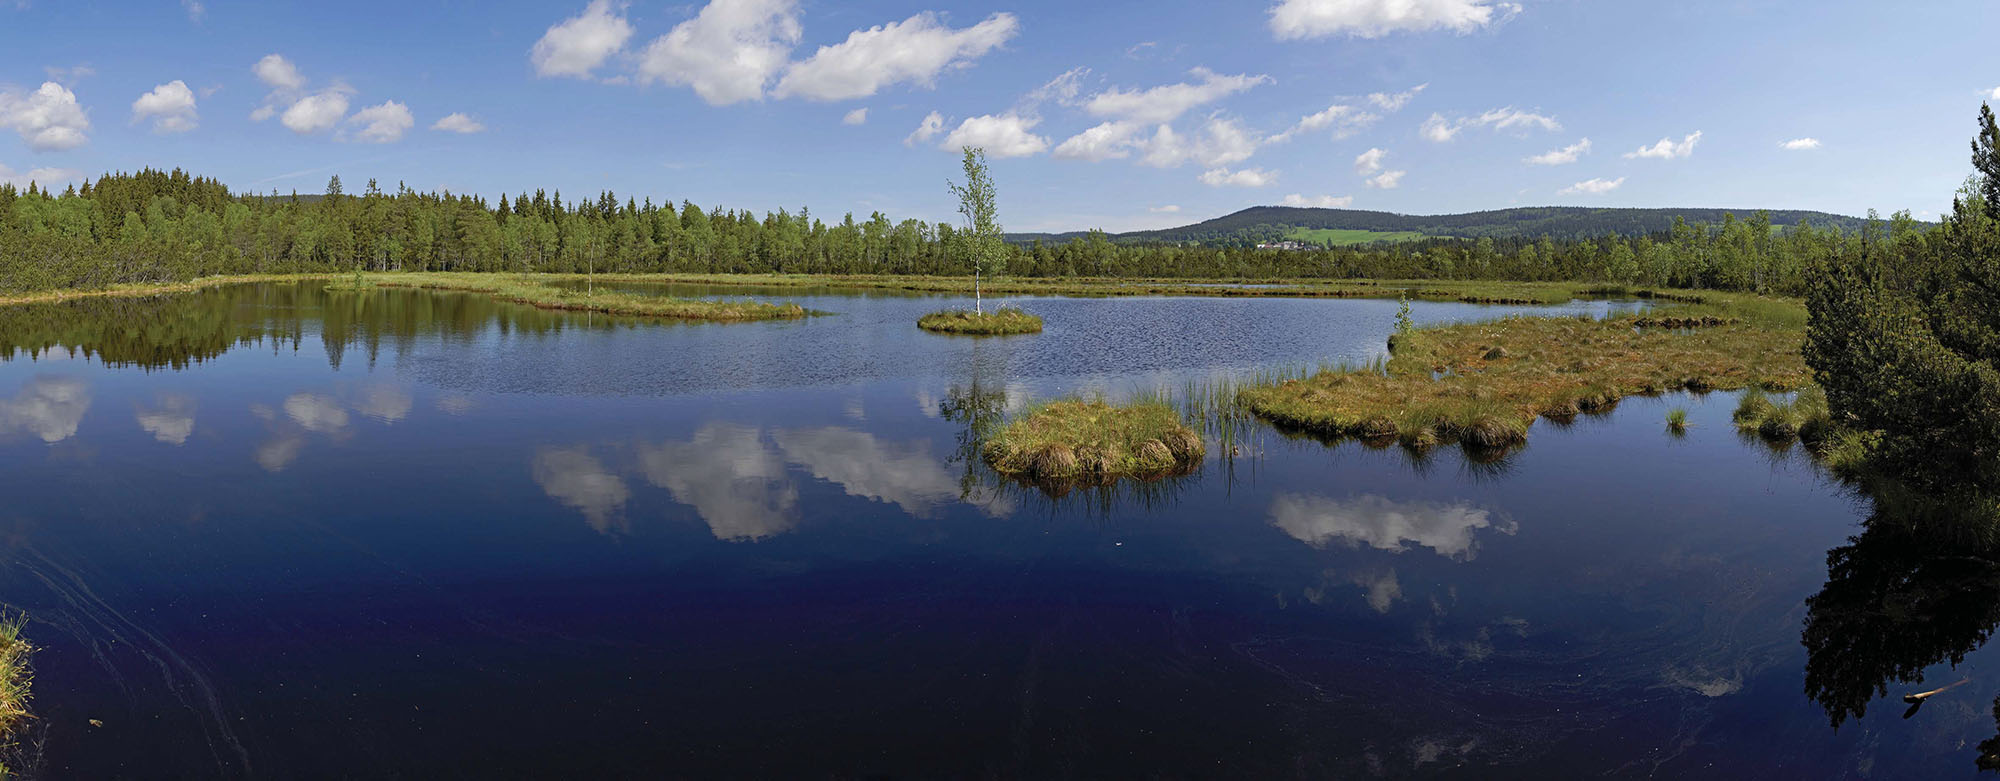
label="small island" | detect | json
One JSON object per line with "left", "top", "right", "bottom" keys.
{"left": 917, "top": 307, "right": 1044, "bottom": 335}
{"left": 983, "top": 398, "right": 1205, "bottom": 484}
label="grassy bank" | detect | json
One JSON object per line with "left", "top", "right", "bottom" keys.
{"left": 984, "top": 398, "right": 1205, "bottom": 484}
{"left": 1239, "top": 292, "right": 1809, "bottom": 451}
{"left": 917, "top": 307, "right": 1044, "bottom": 335}
{"left": 1, "top": 611, "right": 29, "bottom": 776}
{"left": 0, "top": 273, "right": 336, "bottom": 307}
{"left": 366, "top": 273, "right": 813, "bottom": 321}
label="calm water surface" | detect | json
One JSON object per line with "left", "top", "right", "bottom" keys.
{"left": 0, "top": 283, "right": 1986, "bottom": 777}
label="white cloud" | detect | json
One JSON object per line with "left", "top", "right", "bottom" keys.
{"left": 342, "top": 101, "right": 413, "bottom": 143}
{"left": 131, "top": 80, "right": 198, "bottom": 133}
{"left": 1269, "top": 0, "right": 1520, "bottom": 40}
{"left": 637, "top": 423, "right": 797, "bottom": 541}
{"left": 905, "top": 110, "right": 945, "bottom": 145}
{"left": 1354, "top": 146, "right": 1388, "bottom": 175}
{"left": 280, "top": 89, "right": 350, "bottom": 135}
{"left": 136, "top": 395, "right": 196, "bottom": 445}
{"left": 637, "top": 0, "right": 802, "bottom": 105}
{"left": 1148, "top": 204, "right": 1181, "bottom": 213}
{"left": 841, "top": 107, "right": 867, "bottom": 126}
{"left": 1625, "top": 130, "right": 1702, "bottom": 159}
{"left": 773, "top": 12, "right": 1016, "bottom": 101}
{"left": 1137, "top": 117, "right": 1260, "bottom": 168}
{"left": 533, "top": 447, "right": 631, "bottom": 535}
{"left": 1199, "top": 166, "right": 1277, "bottom": 187}
{"left": 430, "top": 112, "right": 486, "bottom": 133}
{"left": 44, "top": 64, "right": 95, "bottom": 86}
{"left": 1026, "top": 66, "right": 1088, "bottom": 108}
{"left": 531, "top": 0, "right": 635, "bottom": 79}
{"left": 1989, "top": 86, "right": 2000, "bottom": 100}
{"left": 939, "top": 113, "right": 1047, "bottom": 158}
{"left": 1084, "top": 67, "right": 1272, "bottom": 124}
{"left": 0, "top": 82, "right": 90, "bottom": 151}
{"left": 1779, "top": 137, "right": 1820, "bottom": 151}
{"left": 0, "top": 376, "right": 91, "bottom": 444}
{"left": 1420, "top": 106, "right": 1558, "bottom": 143}
{"left": 1052, "top": 120, "right": 1140, "bottom": 161}
{"left": 182, "top": 0, "right": 203, "bottom": 21}
{"left": 1367, "top": 83, "right": 1427, "bottom": 111}
{"left": 0, "top": 162, "right": 83, "bottom": 188}
{"left": 1366, "top": 170, "right": 1404, "bottom": 188}
{"left": 282, "top": 393, "right": 348, "bottom": 433}
{"left": 253, "top": 53, "right": 304, "bottom": 91}
{"left": 1269, "top": 103, "right": 1379, "bottom": 143}
{"left": 1525, "top": 137, "right": 1590, "bottom": 165}
{"left": 1560, "top": 176, "right": 1625, "bottom": 195}
{"left": 1280, "top": 193, "right": 1354, "bottom": 208}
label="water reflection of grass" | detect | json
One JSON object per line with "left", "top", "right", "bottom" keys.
{"left": 1239, "top": 294, "right": 1809, "bottom": 452}
{"left": 916, "top": 307, "right": 1043, "bottom": 335}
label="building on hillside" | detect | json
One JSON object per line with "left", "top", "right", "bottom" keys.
{"left": 1255, "top": 240, "right": 1312, "bottom": 251}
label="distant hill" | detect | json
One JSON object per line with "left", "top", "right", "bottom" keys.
{"left": 1007, "top": 205, "right": 1874, "bottom": 247}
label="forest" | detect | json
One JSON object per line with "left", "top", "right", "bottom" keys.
{"left": 0, "top": 167, "right": 1931, "bottom": 298}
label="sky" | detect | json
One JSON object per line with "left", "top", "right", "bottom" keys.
{"left": 3, "top": 0, "right": 1999, "bottom": 232}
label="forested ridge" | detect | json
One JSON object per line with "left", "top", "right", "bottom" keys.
{"left": 1007, "top": 204, "right": 1877, "bottom": 246}
{"left": 0, "top": 167, "right": 1928, "bottom": 297}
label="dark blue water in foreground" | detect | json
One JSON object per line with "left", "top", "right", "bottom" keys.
{"left": 0, "top": 283, "right": 1984, "bottom": 778}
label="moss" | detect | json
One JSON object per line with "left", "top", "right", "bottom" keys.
{"left": 916, "top": 307, "right": 1044, "bottom": 335}
{"left": 984, "top": 398, "right": 1204, "bottom": 484}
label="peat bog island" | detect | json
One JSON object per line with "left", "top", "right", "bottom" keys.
{"left": 2, "top": 2, "right": 1999, "bottom": 776}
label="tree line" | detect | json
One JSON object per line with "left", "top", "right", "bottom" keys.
{"left": 0, "top": 165, "right": 1933, "bottom": 298}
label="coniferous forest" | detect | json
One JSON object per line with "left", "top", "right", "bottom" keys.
{"left": 0, "top": 167, "right": 1932, "bottom": 297}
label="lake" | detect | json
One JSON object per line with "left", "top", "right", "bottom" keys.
{"left": 0, "top": 282, "right": 1988, "bottom": 777}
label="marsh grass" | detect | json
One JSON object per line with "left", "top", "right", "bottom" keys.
{"left": 323, "top": 268, "right": 373, "bottom": 292}
{"left": 0, "top": 611, "right": 31, "bottom": 775}
{"left": 376, "top": 273, "right": 811, "bottom": 321}
{"left": 1666, "top": 407, "right": 1690, "bottom": 434}
{"left": 1239, "top": 298, "right": 1808, "bottom": 451}
{"left": 917, "top": 307, "right": 1043, "bottom": 335}
{"left": 1734, "top": 384, "right": 1831, "bottom": 444}
{"left": 983, "top": 397, "right": 1204, "bottom": 484}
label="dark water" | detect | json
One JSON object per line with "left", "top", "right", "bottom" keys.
{"left": 0, "top": 283, "right": 1988, "bottom": 778}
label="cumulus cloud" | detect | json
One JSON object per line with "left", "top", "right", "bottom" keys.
{"left": 1560, "top": 176, "right": 1625, "bottom": 195}
{"left": 1199, "top": 166, "right": 1276, "bottom": 187}
{"left": 0, "top": 162, "right": 83, "bottom": 188}
{"left": 531, "top": 0, "right": 635, "bottom": 78}
{"left": 1418, "top": 112, "right": 1459, "bottom": 142}
{"left": 1270, "top": 493, "right": 1513, "bottom": 560}
{"left": 905, "top": 110, "right": 945, "bottom": 145}
{"left": 1268, "top": 103, "right": 1379, "bottom": 144}
{"left": 1366, "top": 170, "right": 1404, "bottom": 188}
{"left": 253, "top": 53, "right": 304, "bottom": 92}
{"left": 1625, "top": 130, "right": 1701, "bottom": 159}
{"left": 1084, "top": 67, "right": 1272, "bottom": 124}
{"left": 131, "top": 80, "right": 198, "bottom": 133}
{"left": 773, "top": 11, "right": 1016, "bottom": 101}
{"left": 1053, "top": 120, "right": 1141, "bottom": 161}
{"left": 1280, "top": 193, "right": 1354, "bottom": 208}
{"left": 1989, "top": 86, "right": 2000, "bottom": 100}
{"left": 1779, "top": 137, "right": 1820, "bottom": 150}
{"left": 339, "top": 100, "right": 413, "bottom": 143}
{"left": 1269, "top": 0, "right": 1520, "bottom": 40}
{"left": 841, "top": 107, "right": 867, "bottom": 125}
{"left": 637, "top": 0, "right": 802, "bottom": 105}
{"left": 939, "top": 113, "right": 1047, "bottom": 157}
{"left": 637, "top": 423, "right": 798, "bottom": 541}
{"left": 1355, "top": 147, "right": 1403, "bottom": 188}
{"left": 280, "top": 89, "right": 351, "bottom": 134}
{"left": 1525, "top": 137, "right": 1590, "bottom": 165}
{"left": 430, "top": 112, "right": 485, "bottom": 133}
{"left": 1137, "top": 117, "right": 1260, "bottom": 168}
{"left": 1367, "top": 83, "right": 1427, "bottom": 111}
{"left": 533, "top": 447, "right": 631, "bottom": 534}
{"left": 0, "top": 82, "right": 91, "bottom": 151}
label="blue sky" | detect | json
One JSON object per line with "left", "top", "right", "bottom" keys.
{"left": 3, "top": 0, "right": 1999, "bottom": 231}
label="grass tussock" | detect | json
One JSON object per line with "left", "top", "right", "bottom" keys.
{"left": 1666, "top": 407, "right": 1690, "bottom": 433}
{"left": 1239, "top": 298, "right": 1807, "bottom": 450}
{"left": 375, "top": 273, "right": 810, "bottom": 321}
{"left": 1734, "top": 384, "right": 1831, "bottom": 444}
{"left": 0, "top": 611, "right": 30, "bottom": 760}
{"left": 917, "top": 307, "right": 1044, "bottom": 335}
{"left": 984, "top": 398, "right": 1204, "bottom": 484}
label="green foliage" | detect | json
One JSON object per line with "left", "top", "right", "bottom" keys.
{"left": 1282, "top": 227, "right": 1424, "bottom": 246}
{"left": 916, "top": 307, "right": 1042, "bottom": 335}
{"left": 983, "top": 398, "right": 1205, "bottom": 484}
{"left": 0, "top": 610, "right": 30, "bottom": 772}
{"left": 1666, "top": 407, "right": 1689, "bottom": 432}
{"left": 947, "top": 147, "right": 1004, "bottom": 312}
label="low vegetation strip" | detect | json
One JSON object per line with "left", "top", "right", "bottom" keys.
{"left": 917, "top": 307, "right": 1043, "bottom": 334}
{"left": 1, "top": 611, "right": 29, "bottom": 764}
{"left": 1239, "top": 295, "right": 1809, "bottom": 450}
{"left": 370, "top": 273, "right": 811, "bottom": 322}
{"left": 984, "top": 399, "right": 1205, "bottom": 483}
